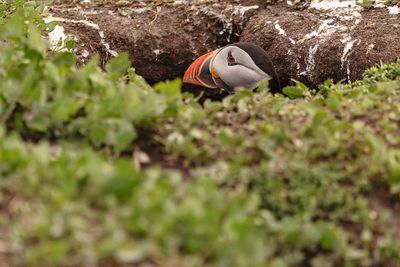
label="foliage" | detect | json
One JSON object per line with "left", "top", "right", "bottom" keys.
{"left": 357, "top": 0, "right": 374, "bottom": 9}
{"left": 356, "top": 0, "right": 400, "bottom": 8}
{"left": 363, "top": 60, "right": 400, "bottom": 83}
{"left": 0, "top": 1, "right": 170, "bottom": 153}
{"left": 0, "top": 1, "right": 400, "bottom": 267}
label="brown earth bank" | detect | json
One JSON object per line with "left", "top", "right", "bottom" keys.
{"left": 49, "top": 0, "right": 261, "bottom": 85}
{"left": 49, "top": 0, "right": 400, "bottom": 91}
{"left": 241, "top": 5, "right": 400, "bottom": 88}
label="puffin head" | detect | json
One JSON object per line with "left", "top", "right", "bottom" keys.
{"left": 183, "top": 42, "right": 281, "bottom": 93}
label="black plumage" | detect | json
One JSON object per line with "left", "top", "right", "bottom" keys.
{"left": 231, "top": 42, "right": 281, "bottom": 92}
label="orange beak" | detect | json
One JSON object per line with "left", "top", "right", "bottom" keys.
{"left": 183, "top": 51, "right": 215, "bottom": 86}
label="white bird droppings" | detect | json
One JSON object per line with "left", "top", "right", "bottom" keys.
{"left": 197, "top": 5, "right": 258, "bottom": 42}
{"left": 47, "top": 24, "right": 68, "bottom": 50}
{"left": 310, "top": 0, "right": 359, "bottom": 10}
{"left": 340, "top": 37, "right": 360, "bottom": 81}
{"left": 274, "top": 21, "right": 296, "bottom": 44}
{"left": 153, "top": 49, "right": 162, "bottom": 56}
{"left": 45, "top": 16, "right": 100, "bottom": 30}
{"left": 300, "top": 44, "right": 319, "bottom": 77}
{"left": 373, "top": 0, "right": 386, "bottom": 8}
{"left": 99, "top": 30, "right": 118, "bottom": 57}
{"left": 340, "top": 37, "right": 360, "bottom": 67}
{"left": 131, "top": 7, "right": 151, "bottom": 14}
{"left": 233, "top": 5, "right": 259, "bottom": 17}
{"left": 388, "top": 6, "right": 400, "bottom": 15}
{"left": 310, "top": 0, "right": 399, "bottom": 14}
{"left": 300, "top": 18, "right": 348, "bottom": 42}
{"left": 295, "top": 6, "right": 362, "bottom": 79}
{"left": 44, "top": 16, "right": 118, "bottom": 57}
{"left": 274, "top": 23, "right": 286, "bottom": 35}
{"left": 81, "top": 49, "right": 90, "bottom": 58}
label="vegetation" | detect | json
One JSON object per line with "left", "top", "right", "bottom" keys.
{"left": 0, "top": 1, "right": 400, "bottom": 266}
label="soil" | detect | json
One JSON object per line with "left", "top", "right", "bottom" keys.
{"left": 49, "top": 0, "right": 400, "bottom": 90}
{"left": 49, "top": 0, "right": 260, "bottom": 87}
{"left": 369, "top": 184, "right": 400, "bottom": 241}
{"left": 241, "top": 5, "right": 400, "bottom": 87}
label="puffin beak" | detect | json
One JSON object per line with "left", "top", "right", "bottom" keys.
{"left": 183, "top": 50, "right": 216, "bottom": 86}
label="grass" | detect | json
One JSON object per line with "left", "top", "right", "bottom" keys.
{"left": 0, "top": 1, "right": 400, "bottom": 267}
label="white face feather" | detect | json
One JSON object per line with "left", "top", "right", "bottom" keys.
{"left": 211, "top": 46, "right": 272, "bottom": 90}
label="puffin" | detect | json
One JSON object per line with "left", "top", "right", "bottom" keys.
{"left": 183, "top": 42, "right": 281, "bottom": 93}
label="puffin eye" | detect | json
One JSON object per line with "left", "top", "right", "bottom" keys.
{"left": 227, "top": 51, "right": 236, "bottom": 66}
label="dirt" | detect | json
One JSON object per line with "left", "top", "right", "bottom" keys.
{"left": 49, "top": 0, "right": 260, "bottom": 86}
{"left": 49, "top": 0, "right": 400, "bottom": 90}
{"left": 240, "top": 5, "right": 324, "bottom": 87}
{"left": 368, "top": 184, "right": 400, "bottom": 241}
{"left": 241, "top": 5, "right": 400, "bottom": 87}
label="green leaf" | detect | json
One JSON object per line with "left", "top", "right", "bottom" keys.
{"left": 65, "top": 36, "right": 75, "bottom": 50}
{"left": 89, "top": 119, "right": 137, "bottom": 151}
{"left": 102, "top": 161, "right": 141, "bottom": 202}
{"left": 105, "top": 52, "right": 130, "bottom": 78}
{"left": 89, "top": 123, "right": 108, "bottom": 147}
{"left": 106, "top": 119, "right": 137, "bottom": 152}
{"left": 358, "top": 0, "right": 374, "bottom": 8}
{"left": 282, "top": 81, "right": 308, "bottom": 99}
{"left": 52, "top": 51, "right": 76, "bottom": 67}
{"left": 28, "top": 24, "right": 46, "bottom": 53}
{"left": 319, "top": 225, "right": 342, "bottom": 250}
{"left": 46, "top": 21, "right": 58, "bottom": 32}
{"left": 153, "top": 78, "right": 182, "bottom": 97}
{"left": 326, "top": 92, "right": 340, "bottom": 110}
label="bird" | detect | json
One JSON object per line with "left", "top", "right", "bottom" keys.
{"left": 183, "top": 42, "right": 281, "bottom": 93}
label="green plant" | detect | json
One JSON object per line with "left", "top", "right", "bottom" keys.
{"left": 0, "top": 1, "right": 400, "bottom": 266}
